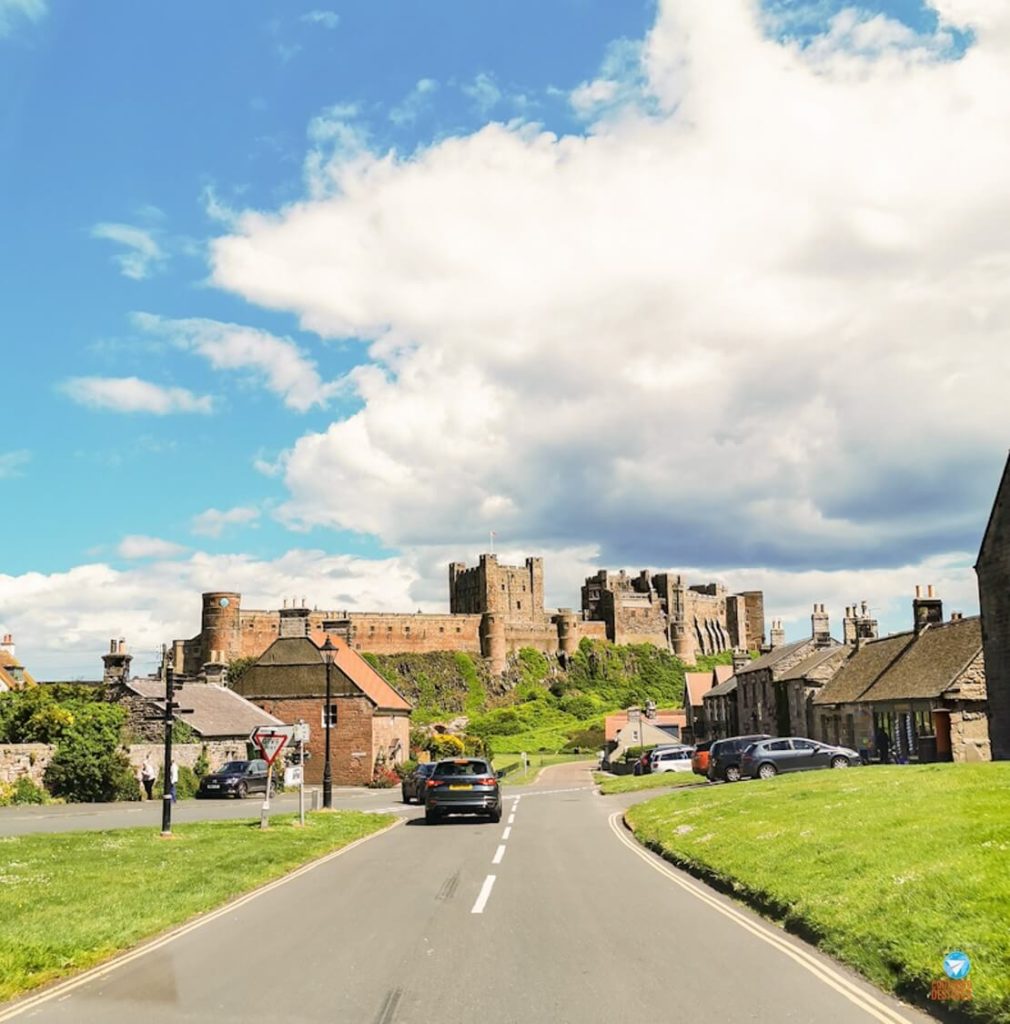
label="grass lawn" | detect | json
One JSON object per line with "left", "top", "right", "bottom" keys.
{"left": 626, "top": 764, "right": 1010, "bottom": 1022}
{"left": 493, "top": 753, "right": 590, "bottom": 786}
{"left": 0, "top": 810, "right": 394, "bottom": 1003}
{"left": 594, "top": 771, "right": 707, "bottom": 796}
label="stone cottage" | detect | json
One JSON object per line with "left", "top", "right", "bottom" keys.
{"left": 232, "top": 608, "right": 411, "bottom": 786}
{"left": 0, "top": 635, "right": 35, "bottom": 691}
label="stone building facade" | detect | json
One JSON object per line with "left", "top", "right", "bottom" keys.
{"left": 580, "top": 570, "right": 764, "bottom": 661}
{"left": 976, "top": 451, "right": 1010, "bottom": 760}
{"left": 172, "top": 554, "right": 608, "bottom": 679}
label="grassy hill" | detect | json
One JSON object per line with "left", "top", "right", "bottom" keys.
{"left": 364, "top": 640, "right": 733, "bottom": 754}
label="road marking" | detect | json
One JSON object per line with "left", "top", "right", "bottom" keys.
{"left": 507, "top": 813, "right": 515, "bottom": 824}
{"left": 608, "top": 813, "right": 915, "bottom": 1024}
{"left": 0, "top": 817, "right": 404, "bottom": 1022}
{"left": 492, "top": 844, "right": 506, "bottom": 864}
{"left": 471, "top": 874, "right": 497, "bottom": 914}
{"left": 501, "top": 825, "right": 511, "bottom": 839}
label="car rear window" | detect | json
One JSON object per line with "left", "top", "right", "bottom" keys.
{"left": 433, "top": 759, "right": 489, "bottom": 777}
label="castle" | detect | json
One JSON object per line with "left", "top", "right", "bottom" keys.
{"left": 171, "top": 555, "right": 764, "bottom": 678}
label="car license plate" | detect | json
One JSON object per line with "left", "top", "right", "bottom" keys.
{"left": 206, "top": 783, "right": 219, "bottom": 789}
{"left": 448, "top": 784, "right": 471, "bottom": 791}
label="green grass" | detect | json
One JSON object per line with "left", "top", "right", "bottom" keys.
{"left": 594, "top": 771, "right": 707, "bottom": 795}
{"left": 626, "top": 764, "right": 1010, "bottom": 1022}
{"left": 493, "top": 753, "right": 590, "bottom": 786}
{"left": 0, "top": 811, "right": 394, "bottom": 1002}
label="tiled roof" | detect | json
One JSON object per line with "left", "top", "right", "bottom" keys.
{"left": 605, "top": 708, "right": 684, "bottom": 742}
{"left": 856, "top": 617, "right": 982, "bottom": 703}
{"left": 128, "top": 680, "right": 284, "bottom": 738}
{"left": 713, "top": 664, "right": 734, "bottom": 684}
{"left": 0, "top": 651, "right": 36, "bottom": 689}
{"left": 684, "top": 672, "right": 714, "bottom": 708}
{"left": 813, "top": 633, "right": 915, "bottom": 705}
{"left": 330, "top": 638, "right": 412, "bottom": 711}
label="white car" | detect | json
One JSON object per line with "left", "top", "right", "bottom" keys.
{"left": 649, "top": 746, "right": 694, "bottom": 773}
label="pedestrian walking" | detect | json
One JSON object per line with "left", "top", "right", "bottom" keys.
{"left": 170, "top": 759, "right": 179, "bottom": 802}
{"left": 874, "top": 726, "right": 892, "bottom": 764}
{"left": 140, "top": 756, "right": 156, "bottom": 800}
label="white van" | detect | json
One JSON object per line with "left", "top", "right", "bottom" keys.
{"left": 649, "top": 746, "right": 694, "bottom": 773}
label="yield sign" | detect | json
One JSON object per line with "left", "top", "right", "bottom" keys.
{"left": 252, "top": 729, "right": 289, "bottom": 765}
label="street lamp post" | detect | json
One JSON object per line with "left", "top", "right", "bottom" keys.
{"left": 321, "top": 636, "right": 335, "bottom": 809}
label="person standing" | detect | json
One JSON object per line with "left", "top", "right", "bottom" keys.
{"left": 140, "top": 756, "right": 156, "bottom": 800}
{"left": 170, "top": 759, "right": 179, "bottom": 803}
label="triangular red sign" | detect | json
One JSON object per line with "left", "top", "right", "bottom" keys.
{"left": 252, "top": 730, "right": 289, "bottom": 765}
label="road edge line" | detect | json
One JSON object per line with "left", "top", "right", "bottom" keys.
{"left": 609, "top": 812, "right": 914, "bottom": 1024}
{"left": 0, "top": 815, "right": 404, "bottom": 1022}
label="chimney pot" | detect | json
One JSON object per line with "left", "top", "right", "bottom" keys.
{"left": 927, "top": 584, "right": 935, "bottom": 598}
{"left": 915, "top": 585, "right": 921, "bottom": 598}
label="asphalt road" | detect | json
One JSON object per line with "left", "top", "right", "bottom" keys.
{"left": 0, "top": 763, "right": 936, "bottom": 1024}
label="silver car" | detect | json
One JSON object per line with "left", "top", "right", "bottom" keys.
{"left": 740, "top": 737, "right": 860, "bottom": 780}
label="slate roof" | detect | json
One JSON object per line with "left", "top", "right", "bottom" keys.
{"left": 976, "top": 449, "right": 1010, "bottom": 567}
{"left": 737, "top": 639, "right": 811, "bottom": 676}
{"left": 857, "top": 617, "right": 982, "bottom": 703}
{"left": 777, "top": 646, "right": 850, "bottom": 684}
{"left": 813, "top": 633, "right": 914, "bottom": 705}
{"left": 128, "top": 680, "right": 283, "bottom": 738}
{"left": 704, "top": 675, "right": 738, "bottom": 699}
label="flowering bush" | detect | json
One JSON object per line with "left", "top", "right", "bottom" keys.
{"left": 366, "top": 766, "right": 400, "bottom": 789}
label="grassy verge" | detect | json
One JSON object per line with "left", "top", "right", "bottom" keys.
{"left": 494, "top": 753, "right": 590, "bottom": 786}
{"left": 626, "top": 764, "right": 1010, "bottom": 1022}
{"left": 0, "top": 810, "right": 394, "bottom": 1003}
{"left": 594, "top": 772, "right": 707, "bottom": 796}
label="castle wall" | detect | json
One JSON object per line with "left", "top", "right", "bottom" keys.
{"left": 318, "top": 613, "right": 482, "bottom": 656}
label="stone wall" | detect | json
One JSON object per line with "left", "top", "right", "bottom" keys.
{"left": 950, "top": 707, "right": 992, "bottom": 762}
{"left": 0, "top": 744, "right": 51, "bottom": 786}
{"left": 331, "top": 613, "right": 482, "bottom": 656}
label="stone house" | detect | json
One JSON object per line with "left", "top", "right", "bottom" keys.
{"left": 684, "top": 664, "right": 733, "bottom": 742}
{"left": 232, "top": 609, "right": 411, "bottom": 786}
{"left": 976, "top": 450, "right": 1010, "bottom": 759}
{"left": 773, "top": 646, "right": 852, "bottom": 738}
{"left": 736, "top": 605, "right": 841, "bottom": 736}
{"left": 702, "top": 674, "right": 739, "bottom": 739}
{"left": 814, "top": 592, "right": 989, "bottom": 762}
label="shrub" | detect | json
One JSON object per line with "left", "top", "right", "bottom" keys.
{"left": 394, "top": 758, "right": 417, "bottom": 779}
{"left": 559, "top": 694, "right": 596, "bottom": 719}
{"left": 12, "top": 777, "right": 47, "bottom": 804}
{"left": 193, "top": 746, "right": 210, "bottom": 779}
{"left": 366, "top": 766, "right": 399, "bottom": 788}
{"left": 427, "top": 733, "right": 465, "bottom": 759}
{"left": 153, "top": 765, "right": 200, "bottom": 801}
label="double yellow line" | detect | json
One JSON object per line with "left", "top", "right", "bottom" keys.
{"left": 608, "top": 811, "right": 917, "bottom": 1024}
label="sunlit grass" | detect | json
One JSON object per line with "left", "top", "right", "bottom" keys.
{"left": 594, "top": 771, "right": 706, "bottom": 795}
{"left": 627, "top": 764, "right": 1010, "bottom": 1022}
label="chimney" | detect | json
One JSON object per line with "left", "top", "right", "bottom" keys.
{"left": 950, "top": 611, "right": 964, "bottom": 622}
{"left": 769, "top": 619, "right": 786, "bottom": 648}
{"left": 102, "top": 637, "right": 133, "bottom": 689}
{"left": 0, "top": 634, "right": 13, "bottom": 658}
{"left": 279, "top": 606, "right": 311, "bottom": 638}
{"left": 913, "top": 584, "right": 943, "bottom": 635}
{"left": 732, "top": 649, "right": 750, "bottom": 674}
{"left": 843, "top": 601, "right": 879, "bottom": 648}
{"left": 811, "top": 603, "right": 831, "bottom": 646}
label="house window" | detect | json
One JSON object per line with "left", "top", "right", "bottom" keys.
{"left": 322, "top": 704, "right": 337, "bottom": 729}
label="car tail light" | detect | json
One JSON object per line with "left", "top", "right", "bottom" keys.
{"left": 426, "top": 779, "right": 443, "bottom": 788}
{"left": 476, "top": 777, "right": 496, "bottom": 786}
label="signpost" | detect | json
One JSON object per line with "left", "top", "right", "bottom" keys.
{"left": 251, "top": 727, "right": 290, "bottom": 829}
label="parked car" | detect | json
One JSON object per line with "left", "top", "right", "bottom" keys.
{"left": 741, "top": 737, "right": 861, "bottom": 780}
{"left": 650, "top": 746, "right": 694, "bottom": 773}
{"left": 424, "top": 758, "right": 503, "bottom": 824}
{"left": 401, "top": 762, "right": 437, "bottom": 803}
{"left": 196, "top": 759, "right": 271, "bottom": 799}
{"left": 691, "top": 741, "right": 712, "bottom": 777}
{"left": 707, "top": 734, "right": 771, "bottom": 782}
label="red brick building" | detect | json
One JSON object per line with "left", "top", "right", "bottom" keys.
{"left": 232, "top": 612, "right": 411, "bottom": 786}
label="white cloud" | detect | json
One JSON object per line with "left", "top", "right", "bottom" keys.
{"left": 0, "top": 450, "right": 30, "bottom": 479}
{"left": 117, "top": 536, "right": 188, "bottom": 560}
{"left": 0, "top": 0, "right": 45, "bottom": 37}
{"left": 191, "top": 506, "right": 261, "bottom": 538}
{"left": 134, "top": 313, "right": 340, "bottom": 412}
{"left": 207, "top": 0, "right": 1010, "bottom": 587}
{"left": 389, "top": 78, "right": 439, "bottom": 126}
{"left": 61, "top": 376, "right": 214, "bottom": 415}
{"left": 301, "top": 9, "right": 339, "bottom": 30}
{"left": 90, "top": 222, "right": 166, "bottom": 280}
{"left": 462, "top": 72, "right": 502, "bottom": 114}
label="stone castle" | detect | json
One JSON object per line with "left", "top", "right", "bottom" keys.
{"left": 172, "top": 555, "right": 764, "bottom": 678}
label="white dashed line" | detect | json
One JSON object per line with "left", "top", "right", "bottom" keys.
{"left": 492, "top": 844, "right": 506, "bottom": 864}
{"left": 502, "top": 826, "right": 511, "bottom": 840}
{"left": 507, "top": 813, "right": 515, "bottom": 825}
{"left": 471, "top": 874, "right": 496, "bottom": 914}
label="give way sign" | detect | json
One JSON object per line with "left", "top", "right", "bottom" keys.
{"left": 251, "top": 728, "right": 289, "bottom": 765}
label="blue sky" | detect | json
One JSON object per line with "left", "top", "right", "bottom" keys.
{"left": 2, "top": 0, "right": 1007, "bottom": 677}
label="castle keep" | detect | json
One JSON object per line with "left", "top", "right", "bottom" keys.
{"left": 171, "top": 555, "right": 763, "bottom": 679}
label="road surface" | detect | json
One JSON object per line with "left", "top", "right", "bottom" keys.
{"left": 0, "top": 763, "right": 935, "bottom": 1024}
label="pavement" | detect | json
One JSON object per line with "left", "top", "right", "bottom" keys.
{"left": 0, "top": 762, "right": 938, "bottom": 1024}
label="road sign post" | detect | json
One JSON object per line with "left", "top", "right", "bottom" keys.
{"left": 251, "top": 727, "right": 290, "bottom": 830}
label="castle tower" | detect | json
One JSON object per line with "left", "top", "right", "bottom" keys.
{"left": 480, "top": 612, "right": 507, "bottom": 676}
{"left": 201, "top": 592, "right": 241, "bottom": 667}
{"left": 555, "top": 609, "right": 580, "bottom": 658}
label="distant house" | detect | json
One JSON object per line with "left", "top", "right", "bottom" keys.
{"left": 684, "top": 664, "right": 733, "bottom": 741}
{"left": 0, "top": 635, "right": 36, "bottom": 691}
{"left": 605, "top": 706, "right": 687, "bottom": 763}
{"left": 814, "top": 590, "right": 989, "bottom": 763}
{"left": 232, "top": 608, "right": 412, "bottom": 786}
{"left": 702, "top": 673, "right": 739, "bottom": 739}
